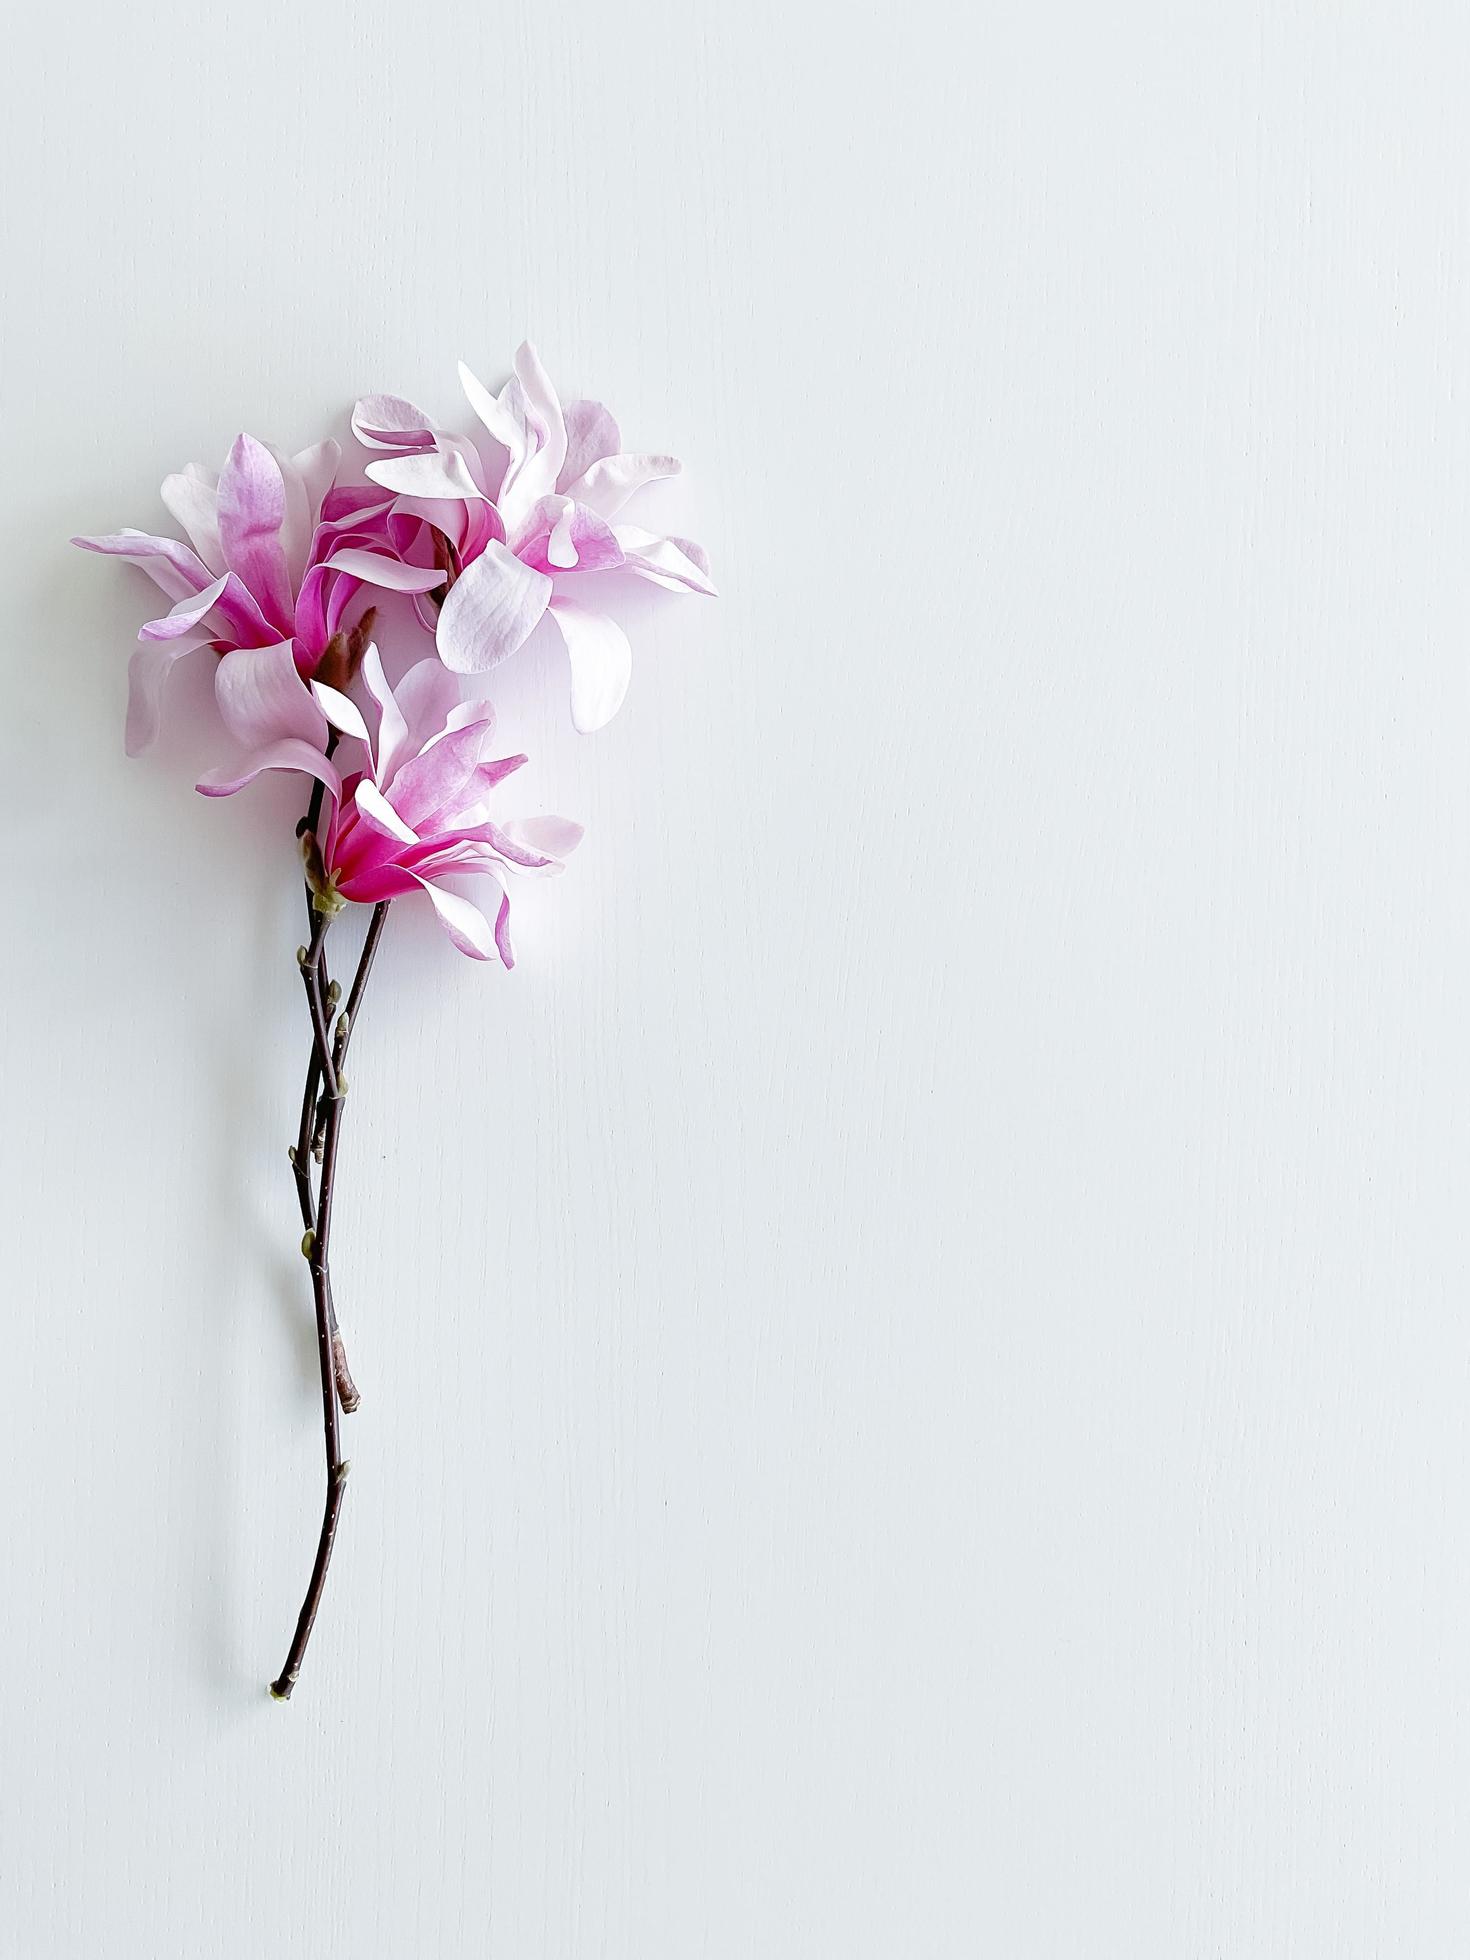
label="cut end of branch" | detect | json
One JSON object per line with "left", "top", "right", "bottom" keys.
{"left": 268, "top": 1679, "right": 294, "bottom": 1703}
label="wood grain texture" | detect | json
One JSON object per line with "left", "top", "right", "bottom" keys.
{"left": 4, "top": 0, "right": 1470, "bottom": 1952}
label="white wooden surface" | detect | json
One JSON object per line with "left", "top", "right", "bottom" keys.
{"left": 4, "top": 1, "right": 1470, "bottom": 1953}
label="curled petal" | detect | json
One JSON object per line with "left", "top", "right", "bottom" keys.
{"left": 139, "top": 574, "right": 232, "bottom": 641}
{"left": 567, "top": 452, "right": 681, "bottom": 519}
{"left": 412, "top": 875, "right": 502, "bottom": 961}
{"left": 436, "top": 542, "right": 552, "bottom": 675}
{"left": 355, "top": 778, "right": 419, "bottom": 844}
{"left": 312, "top": 680, "right": 370, "bottom": 743}
{"left": 546, "top": 598, "right": 633, "bottom": 732}
{"left": 458, "top": 360, "right": 524, "bottom": 457}
{"left": 352, "top": 393, "right": 437, "bottom": 451}
{"left": 72, "top": 528, "right": 213, "bottom": 604}
{"left": 323, "top": 547, "right": 446, "bottom": 593}
{"left": 124, "top": 638, "right": 206, "bottom": 755}
{"left": 497, "top": 342, "right": 567, "bottom": 522}
{"left": 360, "top": 642, "right": 407, "bottom": 781}
{"left": 196, "top": 738, "right": 341, "bottom": 801}
{"left": 613, "top": 526, "right": 717, "bottom": 596}
{"left": 321, "top": 484, "right": 397, "bottom": 526}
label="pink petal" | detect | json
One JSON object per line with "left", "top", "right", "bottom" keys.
{"left": 502, "top": 813, "right": 585, "bottom": 860}
{"left": 545, "top": 598, "right": 633, "bottom": 732}
{"left": 139, "top": 574, "right": 232, "bottom": 641}
{"left": 566, "top": 452, "right": 681, "bottom": 519}
{"left": 159, "top": 464, "right": 225, "bottom": 575}
{"left": 215, "top": 641, "right": 327, "bottom": 750}
{"left": 387, "top": 719, "right": 500, "bottom": 834}
{"left": 457, "top": 820, "right": 560, "bottom": 870}
{"left": 71, "top": 529, "right": 213, "bottom": 603}
{"left": 412, "top": 875, "right": 501, "bottom": 961}
{"left": 516, "top": 497, "right": 625, "bottom": 575}
{"left": 124, "top": 638, "right": 205, "bottom": 755}
{"left": 557, "top": 400, "right": 621, "bottom": 493}
{"left": 217, "top": 435, "right": 294, "bottom": 632}
{"left": 436, "top": 542, "right": 552, "bottom": 675}
{"left": 390, "top": 658, "right": 464, "bottom": 775}
{"left": 196, "top": 738, "right": 341, "bottom": 800}
{"left": 467, "top": 752, "right": 527, "bottom": 794}
{"left": 277, "top": 440, "right": 340, "bottom": 581}
{"left": 491, "top": 876, "right": 514, "bottom": 966}
{"left": 321, "top": 484, "right": 396, "bottom": 525}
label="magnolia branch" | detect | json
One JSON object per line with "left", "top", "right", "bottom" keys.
{"left": 270, "top": 862, "right": 391, "bottom": 1700}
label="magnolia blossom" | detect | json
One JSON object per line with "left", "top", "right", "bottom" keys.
{"left": 73, "top": 436, "right": 442, "bottom": 777}
{"left": 307, "top": 650, "right": 581, "bottom": 964}
{"left": 352, "top": 343, "right": 715, "bottom": 731}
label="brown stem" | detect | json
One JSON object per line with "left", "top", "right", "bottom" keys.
{"left": 270, "top": 902, "right": 391, "bottom": 1700}
{"left": 298, "top": 912, "right": 340, "bottom": 1103}
{"left": 292, "top": 1038, "right": 359, "bottom": 1415}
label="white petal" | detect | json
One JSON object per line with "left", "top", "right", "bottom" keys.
{"left": 568, "top": 453, "right": 681, "bottom": 519}
{"left": 312, "top": 680, "right": 370, "bottom": 742}
{"left": 436, "top": 544, "right": 553, "bottom": 675}
{"left": 360, "top": 642, "right": 406, "bottom": 781}
{"left": 355, "top": 777, "right": 418, "bottom": 843}
{"left": 365, "top": 449, "right": 485, "bottom": 500}
{"left": 545, "top": 598, "right": 633, "bottom": 732}
{"left": 613, "top": 526, "right": 718, "bottom": 595}
{"left": 458, "top": 359, "right": 524, "bottom": 456}
{"left": 323, "top": 547, "right": 446, "bottom": 593}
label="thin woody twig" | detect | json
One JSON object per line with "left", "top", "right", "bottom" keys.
{"left": 270, "top": 901, "right": 391, "bottom": 1700}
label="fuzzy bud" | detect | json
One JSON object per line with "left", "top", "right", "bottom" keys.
{"left": 311, "top": 630, "right": 349, "bottom": 692}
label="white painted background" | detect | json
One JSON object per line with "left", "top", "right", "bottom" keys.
{"left": 4, "top": 1, "right": 1469, "bottom": 1953}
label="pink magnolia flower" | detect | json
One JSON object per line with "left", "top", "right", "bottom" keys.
{"left": 308, "top": 650, "right": 581, "bottom": 964}
{"left": 73, "top": 435, "right": 443, "bottom": 787}
{"left": 351, "top": 343, "right": 715, "bottom": 732}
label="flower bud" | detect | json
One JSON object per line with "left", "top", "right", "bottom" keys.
{"left": 311, "top": 630, "right": 349, "bottom": 691}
